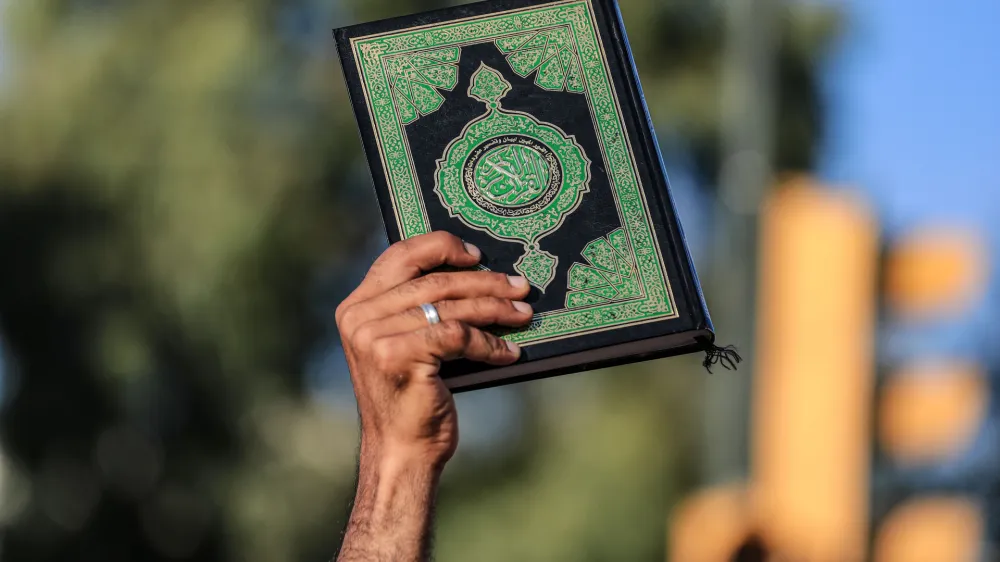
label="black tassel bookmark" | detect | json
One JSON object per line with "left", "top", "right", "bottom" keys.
{"left": 702, "top": 344, "right": 742, "bottom": 374}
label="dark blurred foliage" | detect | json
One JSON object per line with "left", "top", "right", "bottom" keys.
{"left": 625, "top": 0, "right": 839, "bottom": 183}
{"left": 0, "top": 0, "right": 837, "bottom": 560}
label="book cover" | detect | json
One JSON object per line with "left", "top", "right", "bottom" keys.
{"left": 335, "top": 0, "right": 733, "bottom": 391}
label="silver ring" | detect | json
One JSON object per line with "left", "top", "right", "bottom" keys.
{"left": 420, "top": 303, "right": 441, "bottom": 326}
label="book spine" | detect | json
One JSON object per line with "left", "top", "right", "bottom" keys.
{"left": 598, "top": 0, "right": 715, "bottom": 337}
{"left": 333, "top": 28, "right": 403, "bottom": 245}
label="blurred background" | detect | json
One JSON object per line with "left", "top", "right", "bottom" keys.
{"left": 0, "top": 0, "right": 997, "bottom": 560}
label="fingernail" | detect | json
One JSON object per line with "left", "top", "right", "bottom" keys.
{"left": 506, "top": 340, "right": 520, "bottom": 355}
{"left": 463, "top": 242, "right": 481, "bottom": 259}
{"left": 512, "top": 301, "right": 533, "bottom": 314}
{"left": 507, "top": 275, "right": 528, "bottom": 288}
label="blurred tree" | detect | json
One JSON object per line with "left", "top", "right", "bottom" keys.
{"left": 627, "top": 0, "right": 840, "bottom": 186}
{"left": 0, "top": 0, "right": 838, "bottom": 561}
{"left": 0, "top": 0, "right": 373, "bottom": 560}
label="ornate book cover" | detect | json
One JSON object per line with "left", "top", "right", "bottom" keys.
{"left": 335, "top": 0, "right": 719, "bottom": 391}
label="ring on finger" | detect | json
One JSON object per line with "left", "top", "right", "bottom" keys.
{"left": 420, "top": 302, "right": 441, "bottom": 326}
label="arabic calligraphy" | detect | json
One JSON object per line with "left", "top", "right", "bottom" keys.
{"left": 474, "top": 144, "right": 552, "bottom": 207}
{"left": 460, "top": 134, "right": 563, "bottom": 218}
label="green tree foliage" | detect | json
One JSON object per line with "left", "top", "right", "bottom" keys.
{"left": 0, "top": 0, "right": 837, "bottom": 560}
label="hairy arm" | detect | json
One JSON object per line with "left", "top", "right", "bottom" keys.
{"left": 337, "top": 445, "right": 440, "bottom": 561}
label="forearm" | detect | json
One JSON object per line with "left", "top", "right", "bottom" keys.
{"left": 337, "top": 442, "right": 442, "bottom": 562}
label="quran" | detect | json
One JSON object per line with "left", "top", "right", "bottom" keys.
{"left": 335, "top": 0, "right": 730, "bottom": 391}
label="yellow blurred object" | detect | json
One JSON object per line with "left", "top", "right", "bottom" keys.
{"left": 668, "top": 484, "right": 754, "bottom": 562}
{"left": 873, "top": 497, "right": 983, "bottom": 562}
{"left": 752, "top": 179, "right": 878, "bottom": 562}
{"left": 878, "top": 363, "right": 987, "bottom": 463}
{"left": 883, "top": 228, "right": 988, "bottom": 317}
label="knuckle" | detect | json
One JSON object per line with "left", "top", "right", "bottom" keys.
{"left": 429, "top": 230, "right": 459, "bottom": 245}
{"left": 352, "top": 323, "right": 378, "bottom": 350}
{"left": 490, "top": 271, "right": 511, "bottom": 287}
{"left": 369, "top": 338, "right": 396, "bottom": 371}
{"left": 439, "top": 320, "right": 470, "bottom": 347}
{"left": 437, "top": 232, "right": 464, "bottom": 260}
{"left": 373, "top": 240, "right": 403, "bottom": 265}
{"left": 430, "top": 300, "right": 453, "bottom": 320}
{"left": 335, "top": 301, "right": 355, "bottom": 330}
{"left": 409, "top": 302, "right": 431, "bottom": 320}
{"left": 391, "top": 237, "right": 414, "bottom": 252}
{"left": 487, "top": 334, "right": 507, "bottom": 353}
{"left": 408, "top": 231, "right": 455, "bottom": 257}
{"left": 385, "top": 238, "right": 413, "bottom": 261}
{"left": 444, "top": 232, "right": 465, "bottom": 252}
{"left": 486, "top": 296, "right": 511, "bottom": 310}
{"left": 477, "top": 297, "right": 508, "bottom": 319}
{"left": 418, "top": 272, "right": 451, "bottom": 292}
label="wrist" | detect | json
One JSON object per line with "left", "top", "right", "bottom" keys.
{"left": 352, "top": 438, "right": 440, "bottom": 533}
{"left": 338, "top": 438, "right": 441, "bottom": 561}
{"left": 359, "top": 437, "right": 446, "bottom": 481}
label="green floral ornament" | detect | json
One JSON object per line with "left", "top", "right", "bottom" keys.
{"left": 434, "top": 64, "right": 592, "bottom": 290}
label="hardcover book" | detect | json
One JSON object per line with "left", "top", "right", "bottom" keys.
{"left": 335, "top": 0, "right": 734, "bottom": 391}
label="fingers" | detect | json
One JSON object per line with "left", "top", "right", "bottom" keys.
{"left": 354, "top": 297, "right": 533, "bottom": 342}
{"left": 350, "top": 232, "right": 481, "bottom": 304}
{"left": 424, "top": 321, "right": 520, "bottom": 365}
{"left": 336, "top": 232, "right": 531, "bottom": 377}
{"left": 372, "top": 321, "right": 521, "bottom": 375}
{"left": 340, "top": 270, "right": 531, "bottom": 333}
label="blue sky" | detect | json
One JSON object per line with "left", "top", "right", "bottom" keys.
{"left": 821, "top": 0, "right": 1000, "bottom": 233}
{"left": 819, "top": 0, "right": 1000, "bottom": 367}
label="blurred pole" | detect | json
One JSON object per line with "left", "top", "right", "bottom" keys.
{"left": 668, "top": 484, "right": 754, "bottom": 562}
{"left": 751, "top": 182, "right": 878, "bottom": 561}
{"left": 873, "top": 497, "right": 984, "bottom": 562}
{"left": 703, "top": 0, "right": 778, "bottom": 482}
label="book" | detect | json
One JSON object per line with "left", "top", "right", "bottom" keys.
{"left": 335, "top": 0, "right": 736, "bottom": 391}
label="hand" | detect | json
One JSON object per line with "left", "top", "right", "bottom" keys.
{"left": 337, "top": 231, "right": 532, "bottom": 468}
{"left": 335, "top": 232, "right": 532, "bottom": 562}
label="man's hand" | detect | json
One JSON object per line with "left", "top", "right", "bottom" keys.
{"left": 335, "top": 231, "right": 532, "bottom": 561}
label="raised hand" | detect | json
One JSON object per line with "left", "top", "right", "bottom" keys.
{"left": 335, "top": 231, "right": 532, "bottom": 562}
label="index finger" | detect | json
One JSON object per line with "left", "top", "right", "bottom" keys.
{"left": 351, "top": 231, "right": 481, "bottom": 303}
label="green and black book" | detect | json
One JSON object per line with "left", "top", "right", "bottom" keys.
{"left": 335, "top": 0, "right": 733, "bottom": 391}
